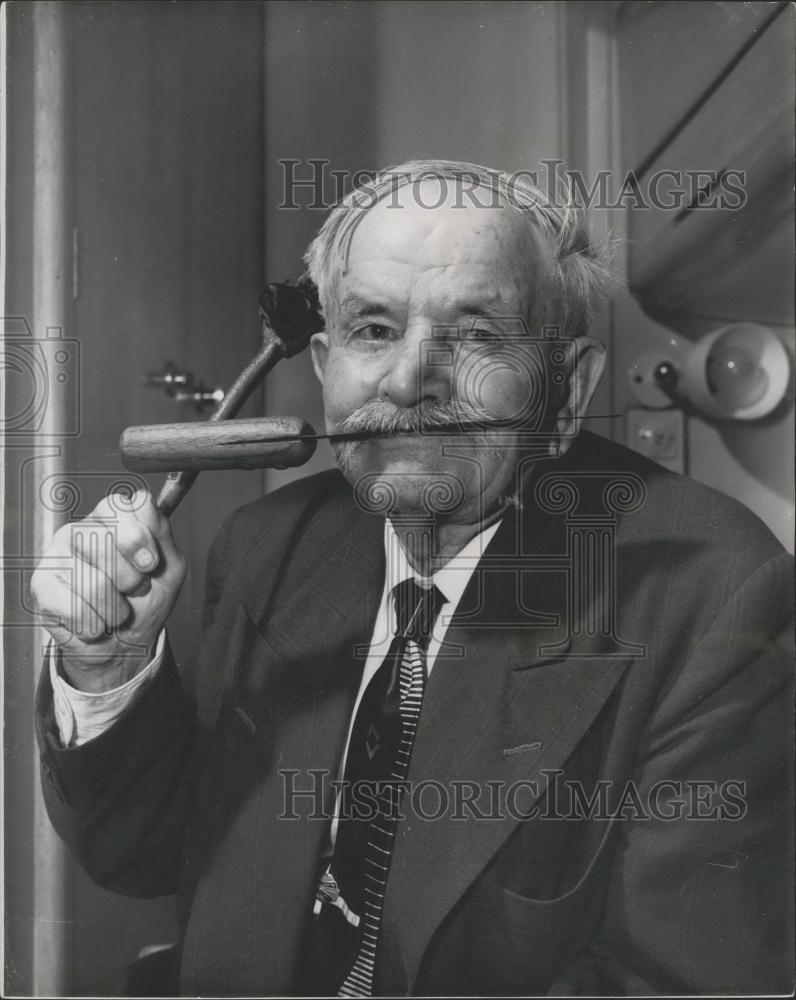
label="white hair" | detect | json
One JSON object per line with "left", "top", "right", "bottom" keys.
{"left": 304, "top": 158, "right": 614, "bottom": 337}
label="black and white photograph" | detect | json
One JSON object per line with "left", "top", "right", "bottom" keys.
{"left": 2, "top": 1, "right": 794, "bottom": 996}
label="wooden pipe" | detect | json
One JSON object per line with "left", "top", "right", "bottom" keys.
{"left": 121, "top": 416, "right": 318, "bottom": 473}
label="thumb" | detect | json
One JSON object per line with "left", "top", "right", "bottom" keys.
{"left": 128, "top": 489, "right": 180, "bottom": 559}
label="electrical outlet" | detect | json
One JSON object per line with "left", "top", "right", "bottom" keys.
{"left": 626, "top": 408, "right": 685, "bottom": 473}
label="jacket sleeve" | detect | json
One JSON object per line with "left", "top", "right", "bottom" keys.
{"left": 34, "top": 510, "right": 237, "bottom": 898}
{"left": 548, "top": 551, "right": 795, "bottom": 996}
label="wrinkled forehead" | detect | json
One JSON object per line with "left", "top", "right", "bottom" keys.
{"left": 331, "top": 177, "right": 552, "bottom": 305}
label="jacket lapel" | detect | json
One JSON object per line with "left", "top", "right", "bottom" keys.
{"left": 209, "top": 497, "right": 386, "bottom": 990}
{"left": 379, "top": 492, "right": 635, "bottom": 992}
{"left": 238, "top": 486, "right": 386, "bottom": 793}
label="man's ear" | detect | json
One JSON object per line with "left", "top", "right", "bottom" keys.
{"left": 550, "top": 336, "right": 606, "bottom": 456}
{"left": 310, "top": 331, "right": 329, "bottom": 385}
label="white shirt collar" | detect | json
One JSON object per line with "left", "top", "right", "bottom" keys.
{"left": 383, "top": 516, "right": 502, "bottom": 611}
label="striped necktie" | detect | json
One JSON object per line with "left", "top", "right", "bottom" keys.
{"left": 304, "top": 578, "right": 444, "bottom": 997}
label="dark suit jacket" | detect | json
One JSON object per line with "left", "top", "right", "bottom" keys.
{"left": 36, "top": 432, "right": 794, "bottom": 996}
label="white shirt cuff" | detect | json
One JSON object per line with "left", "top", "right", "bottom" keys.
{"left": 49, "top": 630, "right": 166, "bottom": 748}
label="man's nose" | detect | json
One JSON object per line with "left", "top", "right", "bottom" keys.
{"left": 378, "top": 324, "right": 450, "bottom": 407}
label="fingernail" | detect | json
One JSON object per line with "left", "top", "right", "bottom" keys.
{"left": 135, "top": 549, "right": 155, "bottom": 570}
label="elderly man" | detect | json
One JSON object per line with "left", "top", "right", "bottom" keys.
{"left": 32, "top": 161, "right": 792, "bottom": 997}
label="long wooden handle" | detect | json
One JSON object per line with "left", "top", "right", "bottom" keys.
{"left": 120, "top": 416, "right": 317, "bottom": 473}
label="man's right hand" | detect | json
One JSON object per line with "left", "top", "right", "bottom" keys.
{"left": 30, "top": 490, "right": 187, "bottom": 693}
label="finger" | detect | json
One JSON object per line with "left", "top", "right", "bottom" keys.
{"left": 69, "top": 521, "right": 147, "bottom": 595}
{"left": 86, "top": 492, "right": 162, "bottom": 573}
{"left": 109, "top": 496, "right": 162, "bottom": 573}
{"left": 33, "top": 572, "right": 111, "bottom": 644}
{"left": 31, "top": 572, "right": 76, "bottom": 647}
{"left": 127, "top": 489, "right": 185, "bottom": 569}
{"left": 59, "top": 556, "right": 131, "bottom": 634}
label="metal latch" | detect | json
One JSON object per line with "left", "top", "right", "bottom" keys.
{"left": 143, "top": 361, "right": 225, "bottom": 412}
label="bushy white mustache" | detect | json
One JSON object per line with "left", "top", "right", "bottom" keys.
{"left": 335, "top": 399, "right": 490, "bottom": 437}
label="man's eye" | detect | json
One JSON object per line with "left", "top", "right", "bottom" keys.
{"left": 355, "top": 323, "right": 395, "bottom": 341}
{"left": 468, "top": 327, "right": 500, "bottom": 342}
